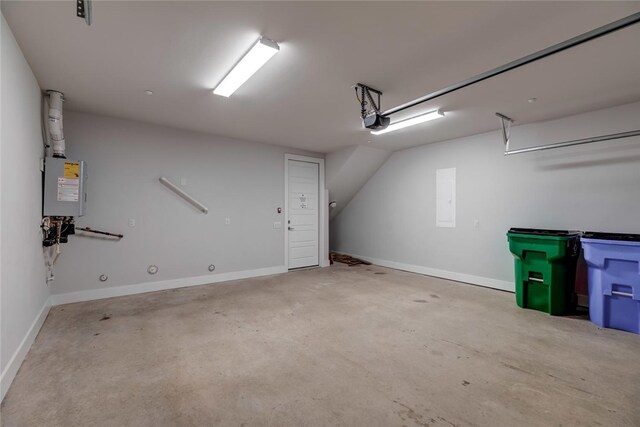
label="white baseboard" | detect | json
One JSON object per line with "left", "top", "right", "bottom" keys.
{"left": 1, "top": 298, "right": 51, "bottom": 402}
{"left": 51, "top": 265, "right": 288, "bottom": 306}
{"left": 577, "top": 294, "right": 589, "bottom": 308}
{"left": 336, "top": 252, "right": 514, "bottom": 293}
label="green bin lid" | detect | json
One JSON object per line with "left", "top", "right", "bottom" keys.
{"left": 508, "top": 228, "right": 580, "bottom": 237}
{"left": 582, "top": 232, "right": 640, "bottom": 242}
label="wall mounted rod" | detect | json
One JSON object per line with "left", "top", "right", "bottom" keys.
{"left": 78, "top": 227, "right": 124, "bottom": 239}
{"left": 504, "top": 130, "right": 640, "bottom": 156}
{"left": 159, "top": 177, "right": 209, "bottom": 214}
{"left": 381, "top": 12, "right": 640, "bottom": 117}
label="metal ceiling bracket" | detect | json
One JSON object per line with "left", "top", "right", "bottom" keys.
{"left": 76, "top": 0, "right": 92, "bottom": 26}
{"left": 381, "top": 12, "right": 640, "bottom": 117}
{"left": 504, "top": 129, "right": 640, "bottom": 156}
{"left": 496, "top": 112, "right": 514, "bottom": 152}
{"left": 355, "top": 83, "right": 383, "bottom": 119}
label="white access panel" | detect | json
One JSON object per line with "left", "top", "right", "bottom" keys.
{"left": 288, "top": 160, "right": 319, "bottom": 269}
{"left": 436, "top": 167, "right": 456, "bottom": 228}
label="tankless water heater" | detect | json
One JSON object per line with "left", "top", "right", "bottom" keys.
{"left": 43, "top": 157, "right": 87, "bottom": 217}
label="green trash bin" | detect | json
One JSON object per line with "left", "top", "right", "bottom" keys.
{"left": 507, "top": 228, "right": 581, "bottom": 315}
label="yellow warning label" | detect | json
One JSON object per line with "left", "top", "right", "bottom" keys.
{"left": 64, "top": 162, "right": 80, "bottom": 178}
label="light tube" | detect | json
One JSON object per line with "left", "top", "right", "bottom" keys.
{"left": 371, "top": 110, "right": 445, "bottom": 135}
{"left": 213, "top": 37, "right": 280, "bottom": 97}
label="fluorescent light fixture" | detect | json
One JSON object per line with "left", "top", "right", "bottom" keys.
{"left": 371, "top": 109, "right": 445, "bottom": 135}
{"left": 213, "top": 37, "right": 280, "bottom": 97}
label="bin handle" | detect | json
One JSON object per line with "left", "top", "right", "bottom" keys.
{"left": 611, "top": 290, "right": 633, "bottom": 298}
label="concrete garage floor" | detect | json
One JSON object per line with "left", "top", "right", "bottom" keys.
{"left": 2, "top": 264, "right": 639, "bottom": 426}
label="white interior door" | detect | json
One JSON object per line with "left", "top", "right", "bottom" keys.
{"left": 288, "top": 160, "right": 319, "bottom": 269}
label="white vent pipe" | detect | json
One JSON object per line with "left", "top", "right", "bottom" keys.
{"left": 47, "top": 91, "right": 66, "bottom": 158}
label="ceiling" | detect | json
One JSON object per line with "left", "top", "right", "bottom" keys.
{"left": 3, "top": 1, "right": 640, "bottom": 153}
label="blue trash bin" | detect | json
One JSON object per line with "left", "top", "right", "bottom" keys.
{"left": 581, "top": 232, "right": 640, "bottom": 334}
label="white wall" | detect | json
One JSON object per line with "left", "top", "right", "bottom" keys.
{"left": 331, "top": 101, "right": 640, "bottom": 291}
{"left": 1, "top": 15, "right": 50, "bottom": 400}
{"left": 326, "top": 145, "right": 391, "bottom": 220}
{"left": 51, "top": 112, "right": 322, "bottom": 302}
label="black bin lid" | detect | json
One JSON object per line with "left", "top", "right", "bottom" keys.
{"left": 582, "top": 232, "right": 640, "bottom": 242}
{"left": 508, "top": 228, "right": 580, "bottom": 236}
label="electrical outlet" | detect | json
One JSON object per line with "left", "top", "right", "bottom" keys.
{"left": 225, "top": 217, "right": 231, "bottom": 225}
{"left": 180, "top": 177, "right": 187, "bottom": 186}
{"left": 474, "top": 220, "right": 480, "bottom": 228}
{"left": 128, "top": 219, "right": 136, "bottom": 227}
{"left": 274, "top": 221, "right": 281, "bottom": 229}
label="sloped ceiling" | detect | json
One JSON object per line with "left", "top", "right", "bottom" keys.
{"left": 326, "top": 146, "right": 392, "bottom": 220}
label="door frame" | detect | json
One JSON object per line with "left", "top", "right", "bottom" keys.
{"left": 284, "top": 154, "right": 329, "bottom": 270}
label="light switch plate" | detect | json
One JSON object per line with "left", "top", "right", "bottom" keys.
{"left": 128, "top": 219, "right": 136, "bottom": 227}
{"left": 225, "top": 217, "right": 231, "bottom": 225}
{"left": 274, "top": 221, "right": 281, "bottom": 229}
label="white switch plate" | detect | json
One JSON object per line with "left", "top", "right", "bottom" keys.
{"left": 273, "top": 221, "right": 281, "bottom": 229}
{"left": 225, "top": 217, "right": 231, "bottom": 225}
{"left": 128, "top": 219, "right": 136, "bottom": 227}
{"left": 180, "top": 177, "right": 187, "bottom": 186}
{"left": 474, "top": 220, "right": 480, "bottom": 228}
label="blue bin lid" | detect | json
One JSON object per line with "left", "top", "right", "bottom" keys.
{"left": 582, "top": 232, "right": 640, "bottom": 242}
{"left": 508, "top": 228, "right": 580, "bottom": 237}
